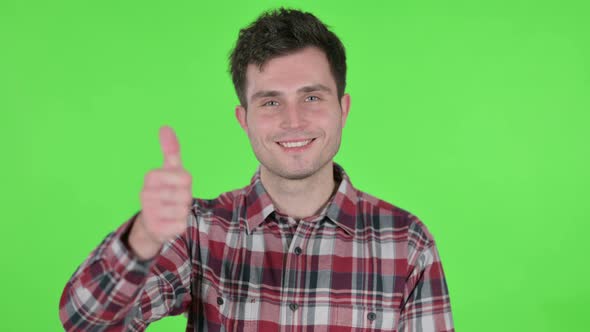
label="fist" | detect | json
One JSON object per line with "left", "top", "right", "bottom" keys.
{"left": 129, "top": 126, "right": 193, "bottom": 259}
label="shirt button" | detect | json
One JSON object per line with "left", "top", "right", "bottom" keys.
{"left": 217, "top": 296, "right": 224, "bottom": 305}
{"left": 294, "top": 247, "right": 302, "bottom": 255}
{"left": 289, "top": 303, "right": 299, "bottom": 311}
{"left": 367, "top": 312, "right": 377, "bottom": 321}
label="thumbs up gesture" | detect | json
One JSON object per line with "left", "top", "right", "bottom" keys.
{"left": 128, "top": 126, "right": 193, "bottom": 260}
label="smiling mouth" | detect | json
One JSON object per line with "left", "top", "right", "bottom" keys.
{"left": 276, "top": 138, "right": 316, "bottom": 148}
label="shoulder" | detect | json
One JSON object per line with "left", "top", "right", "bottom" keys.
{"left": 354, "top": 189, "right": 440, "bottom": 271}
{"left": 190, "top": 185, "right": 248, "bottom": 221}
{"left": 355, "top": 189, "right": 435, "bottom": 246}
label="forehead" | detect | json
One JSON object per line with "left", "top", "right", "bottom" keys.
{"left": 245, "top": 47, "right": 336, "bottom": 98}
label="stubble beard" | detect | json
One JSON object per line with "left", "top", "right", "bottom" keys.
{"left": 256, "top": 137, "right": 342, "bottom": 182}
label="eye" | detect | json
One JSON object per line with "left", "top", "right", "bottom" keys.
{"left": 305, "top": 95, "right": 320, "bottom": 102}
{"left": 262, "top": 100, "right": 279, "bottom": 107}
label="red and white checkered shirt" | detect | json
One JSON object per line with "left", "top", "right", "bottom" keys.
{"left": 60, "top": 164, "right": 454, "bottom": 331}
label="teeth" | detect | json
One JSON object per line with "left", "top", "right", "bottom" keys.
{"left": 279, "top": 139, "right": 312, "bottom": 148}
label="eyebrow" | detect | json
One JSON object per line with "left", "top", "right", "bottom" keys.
{"left": 250, "top": 84, "right": 333, "bottom": 102}
{"left": 298, "top": 84, "right": 332, "bottom": 94}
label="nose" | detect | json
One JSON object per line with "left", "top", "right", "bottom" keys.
{"left": 280, "top": 103, "right": 307, "bottom": 129}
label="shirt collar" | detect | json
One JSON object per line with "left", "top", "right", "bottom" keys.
{"left": 243, "top": 163, "right": 358, "bottom": 235}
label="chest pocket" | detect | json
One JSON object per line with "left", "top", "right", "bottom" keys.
{"left": 217, "top": 292, "right": 260, "bottom": 331}
{"left": 198, "top": 279, "right": 261, "bottom": 331}
{"left": 334, "top": 304, "right": 400, "bottom": 331}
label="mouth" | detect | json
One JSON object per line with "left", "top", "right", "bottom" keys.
{"left": 275, "top": 138, "right": 316, "bottom": 151}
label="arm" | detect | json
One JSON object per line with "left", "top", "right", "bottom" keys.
{"left": 59, "top": 213, "right": 194, "bottom": 331}
{"left": 59, "top": 126, "right": 195, "bottom": 331}
{"left": 399, "top": 218, "right": 454, "bottom": 332}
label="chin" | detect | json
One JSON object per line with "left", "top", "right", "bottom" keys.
{"left": 263, "top": 159, "right": 331, "bottom": 181}
{"left": 277, "top": 169, "right": 316, "bottom": 180}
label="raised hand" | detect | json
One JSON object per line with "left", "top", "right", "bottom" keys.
{"left": 128, "top": 126, "right": 193, "bottom": 260}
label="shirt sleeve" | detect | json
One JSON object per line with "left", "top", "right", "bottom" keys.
{"left": 399, "top": 217, "right": 455, "bottom": 332}
{"left": 59, "top": 212, "right": 194, "bottom": 331}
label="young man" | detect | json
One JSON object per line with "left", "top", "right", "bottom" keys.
{"left": 60, "top": 8, "right": 454, "bottom": 331}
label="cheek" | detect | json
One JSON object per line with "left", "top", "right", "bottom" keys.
{"left": 320, "top": 113, "right": 343, "bottom": 135}
{"left": 247, "top": 116, "right": 275, "bottom": 141}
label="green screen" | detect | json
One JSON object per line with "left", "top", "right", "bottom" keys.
{"left": 1, "top": 0, "right": 588, "bottom": 331}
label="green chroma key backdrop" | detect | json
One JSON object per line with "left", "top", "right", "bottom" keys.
{"left": 0, "top": 0, "right": 588, "bottom": 331}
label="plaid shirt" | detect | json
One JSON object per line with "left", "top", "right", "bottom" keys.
{"left": 60, "top": 164, "right": 454, "bottom": 331}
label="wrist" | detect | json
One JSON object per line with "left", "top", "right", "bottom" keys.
{"left": 127, "top": 213, "right": 162, "bottom": 260}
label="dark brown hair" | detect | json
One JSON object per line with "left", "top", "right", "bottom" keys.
{"left": 229, "top": 8, "right": 347, "bottom": 108}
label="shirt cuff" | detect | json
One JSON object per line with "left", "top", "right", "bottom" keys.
{"left": 100, "top": 212, "right": 156, "bottom": 282}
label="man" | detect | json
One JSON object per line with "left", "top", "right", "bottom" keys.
{"left": 59, "top": 8, "right": 454, "bottom": 331}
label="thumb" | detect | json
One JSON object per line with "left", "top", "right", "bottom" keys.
{"left": 159, "top": 126, "right": 182, "bottom": 168}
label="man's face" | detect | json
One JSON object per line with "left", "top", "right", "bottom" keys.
{"left": 235, "top": 46, "right": 350, "bottom": 181}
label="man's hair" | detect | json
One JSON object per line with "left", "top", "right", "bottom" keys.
{"left": 229, "top": 8, "right": 347, "bottom": 108}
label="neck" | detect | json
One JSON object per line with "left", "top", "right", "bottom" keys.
{"left": 260, "top": 162, "right": 336, "bottom": 219}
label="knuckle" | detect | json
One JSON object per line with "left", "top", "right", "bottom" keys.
{"left": 145, "top": 170, "right": 160, "bottom": 185}
{"left": 158, "top": 188, "right": 170, "bottom": 199}
{"left": 169, "top": 191, "right": 180, "bottom": 203}
{"left": 147, "top": 169, "right": 158, "bottom": 179}
{"left": 140, "top": 189, "right": 155, "bottom": 201}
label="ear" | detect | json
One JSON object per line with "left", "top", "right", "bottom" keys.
{"left": 340, "top": 93, "right": 351, "bottom": 127}
{"left": 235, "top": 105, "right": 248, "bottom": 132}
